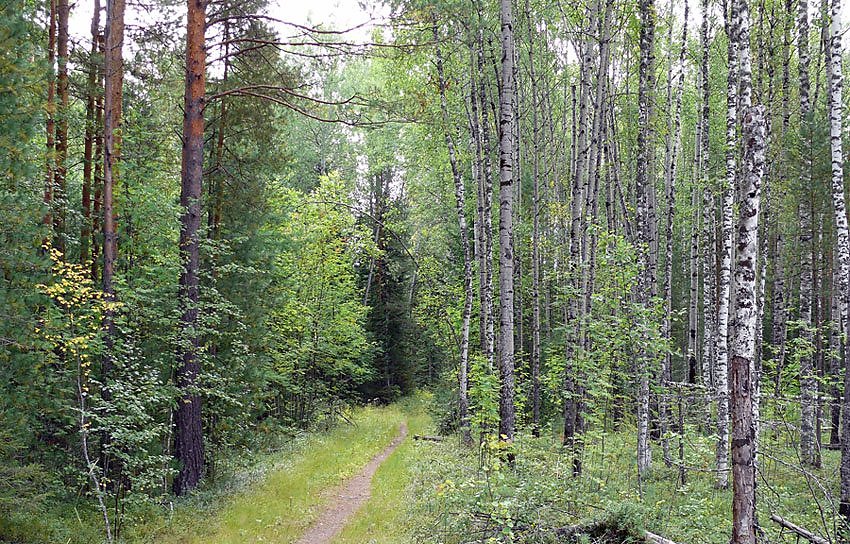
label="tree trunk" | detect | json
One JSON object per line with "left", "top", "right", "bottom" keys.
{"left": 730, "top": 104, "right": 765, "bottom": 544}
{"left": 81, "top": 0, "right": 101, "bottom": 265}
{"left": 174, "top": 0, "right": 207, "bottom": 496}
{"left": 636, "top": 0, "right": 656, "bottom": 477}
{"left": 101, "top": 0, "right": 124, "bottom": 483}
{"left": 729, "top": 0, "right": 764, "bottom": 535}
{"left": 54, "top": 0, "right": 69, "bottom": 255}
{"left": 830, "top": 259, "right": 841, "bottom": 447}
{"left": 797, "top": 0, "right": 816, "bottom": 466}
{"left": 661, "top": 0, "right": 688, "bottom": 466}
{"left": 497, "top": 0, "right": 516, "bottom": 451}
{"left": 44, "top": 0, "right": 56, "bottom": 233}
{"left": 526, "top": 0, "right": 542, "bottom": 437}
{"left": 476, "top": 11, "right": 495, "bottom": 370}
{"left": 92, "top": 52, "right": 104, "bottom": 283}
{"left": 700, "top": 0, "right": 715, "bottom": 400}
{"left": 825, "top": 0, "right": 850, "bottom": 520}
{"left": 716, "top": 0, "right": 739, "bottom": 490}
{"left": 433, "top": 22, "right": 473, "bottom": 445}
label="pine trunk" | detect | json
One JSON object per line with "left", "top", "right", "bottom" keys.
{"left": 174, "top": 0, "right": 207, "bottom": 496}
{"left": 81, "top": 0, "right": 101, "bottom": 265}
{"left": 54, "top": 0, "right": 69, "bottom": 255}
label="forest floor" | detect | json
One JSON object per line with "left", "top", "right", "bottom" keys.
{"left": 7, "top": 397, "right": 840, "bottom": 544}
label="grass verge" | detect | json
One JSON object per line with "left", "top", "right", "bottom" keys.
{"left": 131, "top": 403, "right": 406, "bottom": 544}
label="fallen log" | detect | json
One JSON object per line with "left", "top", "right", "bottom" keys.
{"left": 413, "top": 434, "right": 445, "bottom": 442}
{"left": 770, "top": 514, "right": 830, "bottom": 544}
{"left": 645, "top": 530, "right": 679, "bottom": 544}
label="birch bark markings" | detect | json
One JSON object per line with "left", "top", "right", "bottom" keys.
{"left": 497, "top": 0, "right": 517, "bottom": 448}
{"left": 636, "top": 0, "right": 656, "bottom": 477}
{"left": 700, "top": 0, "right": 716, "bottom": 396}
{"left": 797, "top": 0, "right": 817, "bottom": 467}
{"left": 729, "top": 0, "right": 765, "bottom": 537}
{"left": 661, "top": 0, "right": 688, "bottom": 467}
{"left": 433, "top": 23, "right": 473, "bottom": 445}
{"left": 824, "top": 0, "right": 850, "bottom": 520}
{"left": 716, "top": 0, "right": 739, "bottom": 490}
{"left": 477, "top": 14, "right": 495, "bottom": 370}
{"left": 525, "top": 1, "right": 542, "bottom": 437}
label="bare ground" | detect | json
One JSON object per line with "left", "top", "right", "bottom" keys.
{"left": 294, "top": 422, "right": 409, "bottom": 544}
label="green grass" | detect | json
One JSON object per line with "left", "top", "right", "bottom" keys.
{"left": 334, "top": 396, "right": 434, "bottom": 544}
{"left": 132, "top": 404, "right": 406, "bottom": 544}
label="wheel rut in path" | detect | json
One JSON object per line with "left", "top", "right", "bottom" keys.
{"left": 295, "top": 421, "right": 409, "bottom": 544}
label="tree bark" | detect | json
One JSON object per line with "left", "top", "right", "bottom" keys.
{"left": 433, "top": 21, "right": 473, "bottom": 445}
{"left": 526, "top": 0, "right": 542, "bottom": 437}
{"left": 54, "top": 0, "right": 69, "bottom": 255}
{"left": 174, "top": 0, "right": 207, "bottom": 496}
{"left": 730, "top": 0, "right": 763, "bottom": 535}
{"left": 661, "top": 0, "right": 688, "bottom": 466}
{"left": 476, "top": 7, "right": 495, "bottom": 370}
{"left": 797, "top": 0, "right": 816, "bottom": 466}
{"left": 497, "top": 0, "right": 516, "bottom": 451}
{"left": 636, "top": 0, "right": 656, "bottom": 477}
{"left": 716, "top": 0, "right": 739, "bottom": 490}
{"left": 44, "top": 0, "right": 56, "bottom": 233}
{"left": 825, "top": 0, "right": 850, "bottom": 520}
{"left": 700, "top": 0, "right": 715, "bottom": 399}
{"left": 81, "top": 0, "right": 101, "bottom": 265}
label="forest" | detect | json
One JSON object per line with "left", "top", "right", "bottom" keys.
{"left": 2, "top": 0, "right": 850, "bottom": 541}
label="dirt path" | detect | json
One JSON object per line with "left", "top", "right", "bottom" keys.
{"left": 295, "top": 422, "right": 409, "bottom": 544}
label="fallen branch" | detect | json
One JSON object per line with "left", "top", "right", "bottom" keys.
{"left": 770, "top": 514, "right": 830, "bottom": 544}
{"left": 645, "top": 530, "right": 679, "bottom": 544}
{"left": 413, "top": 434, "right": 445, "bottom": 442}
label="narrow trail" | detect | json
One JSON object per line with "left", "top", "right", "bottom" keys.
{"left": 295, "top": 421, "right": 409, "bottom": 544}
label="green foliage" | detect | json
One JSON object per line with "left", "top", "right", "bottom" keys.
{"left": 268, "top": 173, "right": 376, "bottom": 421}
{"left": 469, "top": 354, "right": 500, "bottom": 436}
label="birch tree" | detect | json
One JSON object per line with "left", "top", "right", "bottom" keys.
{"left": 497, "top": 0, "right": 516, "bottom": 450}
{"left": 824, "top": 0, "right": 850, "bottom": 520}
{"left": 433, "top": 21, "right": 473, "bottom": 445}
{"left": 636, "top": 0, "right": 656, "bottom": 476}
{"left": 797, "top": 0, "right": 816, "bottom": 466}
{"left": 729, "top": 0, "right": 766, "bottom": 538}
{"left": 716, "top": 0, "right": 739, "bottom": 490}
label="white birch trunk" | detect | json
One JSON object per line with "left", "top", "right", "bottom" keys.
{"left": 497, "top": 0, "right": 516, "bottom": 447}
{"left": 636, "top": 0, "right": 656, "bottom": 477}
{"left": 433, "top": 24, "right": 473, "bottom": 445}
{"left": 825, "top": 0, "right": 850, "bottom": 519}
{"left": 797, "top": 0, "right": 816, "bottom": 466}
{"left": 716, "top": 1, "right": 739, "bottom": 489}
